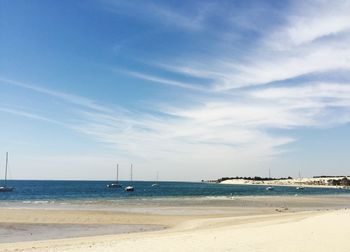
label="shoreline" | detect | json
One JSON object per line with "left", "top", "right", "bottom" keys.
{"left": 219, "top": 178, "right": 350, "bottom": 189}
{"left": 1, "top": 193, "right": 350, "bottom": 210}
{"left": 219, "top": 182, "right": 343, "bottom": 189}
{"left": 1, "top": 195, "right": 350, "bottom": 251}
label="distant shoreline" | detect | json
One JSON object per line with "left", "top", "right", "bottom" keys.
{"left": 216, "top": 176, "right": 350, "bottom": 189}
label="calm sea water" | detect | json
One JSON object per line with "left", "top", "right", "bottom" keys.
{"left": 0, "top": 180, "right": 349, "bottom": 202}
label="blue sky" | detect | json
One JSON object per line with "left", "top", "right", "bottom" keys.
{"left": 1, "top": 0, "right": 350, "bottom": 181}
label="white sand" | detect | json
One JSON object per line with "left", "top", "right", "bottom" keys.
{"left": 2, "top": 209, "right": 350, "bottom": 252}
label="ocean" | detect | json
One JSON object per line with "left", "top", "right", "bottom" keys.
{"left": 0, "top": 180, "right": 349, "bottom": 202}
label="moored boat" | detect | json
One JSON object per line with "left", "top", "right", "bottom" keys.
{"left": 107, "top": 164, "right": 122, "bottom": 188}
{"left": 125, "top": 164, "right": 134, "bottom": 192}
{"left": 0, "top": 152, "right": 14, "bottom": 192}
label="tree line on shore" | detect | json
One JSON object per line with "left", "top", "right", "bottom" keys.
{"left": 203, "top": 176, "right": 293, "bottom": 183}
{"left": 327, "top": 177, "right": 350, "bottom": 186}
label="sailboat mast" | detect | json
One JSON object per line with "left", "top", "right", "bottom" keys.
{"left": 116, "top": 164, "right": 119, "bottom": 183}
{"left": 4, "top": 152, "right": 8, "bottom": 186}
{"left": 130, "top": 164, "right": 133, "bottom": 184}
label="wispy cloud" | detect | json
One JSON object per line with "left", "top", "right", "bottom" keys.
{"left": 100, "top": 0, "right": 211, "bottom": 31}
{"left": 267, "top": 0, "right": 350, "bottom": 49}
{"left": 0, "top": 78, "right": 112, "bottom": 112}
{"left": 250, "top": 82, "right": 350, "bottom": 127}
{"left": 0, "top": 77, "right": 294, "bottom": 163}
{"left": 118, "top": 70, "right": 208, "bottom": 91}
{"left": 2, "top": 74, "right": 350, "bottom": 179}
{"left": 0, "top": 107, "right": 64, "bottom": 125}
{"left": 139, "top": 1, "right": 350, "bottom": 91}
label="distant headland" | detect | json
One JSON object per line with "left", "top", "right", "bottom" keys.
{"left": 203, "top": 176, "right": 350, "bottom": 189}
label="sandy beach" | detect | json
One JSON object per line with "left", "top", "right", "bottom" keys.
{"left": 0, "top": 195, "right": 350, "bottom": 252}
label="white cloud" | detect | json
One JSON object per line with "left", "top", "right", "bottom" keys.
{"left": 3, "top": 76, "right": 350, "bottom": 179}
{"left": 152, "top": 34, "right": 350, "bottom": 91}
{"left": 218, "top": 44, "right": 350, "bottom": 90}
{"left": 118, "top": 70, "right": 208, "bottom": 91}
{"left": 250, "top": 82, "right": 350, "bottom": 127}
{"left": 142, "top": 1, "right": 350, "bottom": 91}
{"left": 267, "top": 0, "right": 350, "bottom": 49}
{"left": 251, "top": 83, "right": 350, "bottom": 100}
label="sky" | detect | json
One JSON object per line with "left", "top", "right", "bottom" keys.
{"left": 1, "top": 0, "right": 350, "bottom": 181}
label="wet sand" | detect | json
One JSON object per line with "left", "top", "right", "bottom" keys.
{"left": 0, "top": 223, "right": 164, "bottom": 243}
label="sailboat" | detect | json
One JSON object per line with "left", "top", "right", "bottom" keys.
{"left": 125, "top": 164, "right": 134, "bottom": 192}
{"left": 296, "top": 168, "right": 304, "bottom": 190}
{"left": 0, "top": 152, "right": 14, "bottom": 192}
{"left": 107, "top": 164, "right": 122, "bottom": 188}
{"left": 266, "top": 168, "right": 274, "bottom": 191}
{"left": 151, "top": 171, "right": 159, "bottom": 187}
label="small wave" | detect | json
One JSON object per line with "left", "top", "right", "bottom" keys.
{"left": 33, "top": 200, "right": 49, "bottom": 204}
{"left": 22, "top": 200, "right": 52, "bottom": 204}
